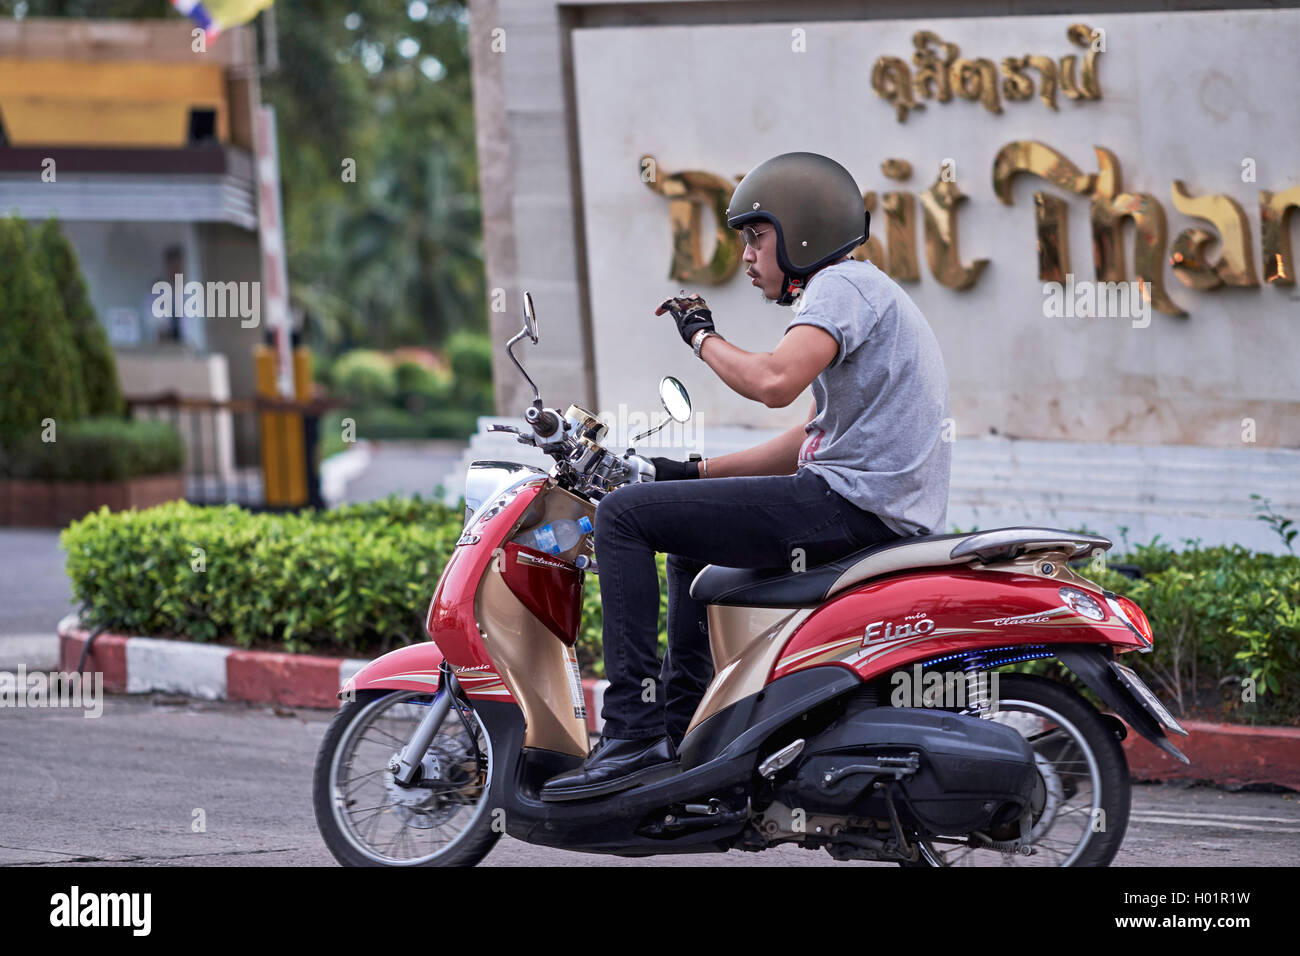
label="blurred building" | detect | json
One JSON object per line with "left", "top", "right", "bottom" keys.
{"left": 0, "top": 17, "right": 265, "bottom": 417}
{"left": 459, "top": 0, "right": 1300, "bottom": 552}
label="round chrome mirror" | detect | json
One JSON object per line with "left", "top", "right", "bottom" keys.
{"left": 522, "top": 291, "right": 538, "bottom": 344}
{"left": 659, "top": 376, "right": 692, "bottom": 423}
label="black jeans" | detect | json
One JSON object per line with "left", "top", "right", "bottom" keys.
{"left": 592, "top": 466, "right": 902, "bottom": 744}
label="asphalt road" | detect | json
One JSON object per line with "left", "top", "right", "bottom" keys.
{"left": 0, "top": 528, "right": 73, "bottom": 632}
{"left": 1, "top": 694, "right": 1296, "bottom": 867}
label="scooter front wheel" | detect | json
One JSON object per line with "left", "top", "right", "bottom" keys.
{"left": 313, "top": 689, "right": 501, "bottom": 867}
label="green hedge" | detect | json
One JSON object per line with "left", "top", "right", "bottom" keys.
{"left": 1082, "top": 540, "right": 1299, "bottom": 726}
{"left": 61, "top": 493, "right": 658, "bottom": 665}
{"left": 445, "top": 330, "right": 493, "bottom": 409}
{"left": 317, "top": 407, "right": 482, "bottom": 460}
{"left": 63, "top": 496, "right": 465, "bottom": 654}
{"left": 394, "top": 360, "right": 454, "bottom": 411}
{"left": 3, "top": 417, "right": 183, "bottom": 481}
{"left": 324, "top": 340, "right": 491, "bottom": 416}
{"left": 337, "top": 405, "right": 480, "bottom": 440}
{"left": 330, "top": 349, "right": 397, "bottom": 405}
{"left": 61, "top": 499, "right": 1299, "bottom": 724}
{"left": 315, "top": 335, "right": 493, "bottom": 462}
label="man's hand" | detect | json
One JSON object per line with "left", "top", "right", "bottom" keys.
{"left": 655, "top": 292, "right": 715, "bottom": 346}
{"left": 650, "top": 457, "right": 701, "bottom": 480}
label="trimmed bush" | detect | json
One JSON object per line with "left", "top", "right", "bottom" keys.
{"left": 0, "top": 215, "right": 86, "bottom": 447}
{"left": 1084, "top": 540, "right": 1300, "bottom": 726}
{"left": 446, "top": 329, "right": 493, "bottom": 410}
{"left": 394, "top": 360, "right": 453, "bottom": 411}
{"left": 60, "top": 493, "right": 646, "bottom": 663}
{"left": 319, "top": 338, "right": 492, "bottom": 457}
{"left": 62, "top": 496, "right": 464, "bottom": 654}
{"left": 423, "top": 407, "right": 482, "bottom": 438}
{"left": 3, "top": 417, "right": 183, "bottom": 481}
{"left": 35, "top": 218, "right": 124, "bottom": 418}
{"left": 330, "top": 349, "right": 397, "bottom": 406}
{"left": 340, "top": 406, "right": 428, "bottom": 438}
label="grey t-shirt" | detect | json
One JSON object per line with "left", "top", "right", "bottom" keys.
{"left": 785, "top": 258, "right": 951, "bottom": 537}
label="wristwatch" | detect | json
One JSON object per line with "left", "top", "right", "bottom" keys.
{"left": 691, "top": 328, "right": 721, "bottom": 359}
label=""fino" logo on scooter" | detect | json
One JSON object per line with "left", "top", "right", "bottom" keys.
{"left": 862, "top": 614, "right": 936, "bottom": 646}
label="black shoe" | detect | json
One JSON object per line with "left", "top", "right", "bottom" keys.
{"left": 540, "top": 734, "right": 678, "bottom": 802}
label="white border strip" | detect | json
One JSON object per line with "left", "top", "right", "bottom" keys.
{"left": 125, "top": 636, "right": 231, "bottom": 700}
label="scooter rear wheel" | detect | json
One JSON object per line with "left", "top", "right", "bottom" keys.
{"left": 896, "top": 674, "right": 1131, "bottom": 867}
{"left": 313, "top": 689, "right": 501, "bottom": 867}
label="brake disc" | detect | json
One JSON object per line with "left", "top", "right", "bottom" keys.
{"left": 382, "top": 738, "right": 480, "bottom": 830}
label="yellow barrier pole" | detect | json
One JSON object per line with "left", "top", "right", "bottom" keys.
{"left": 293, "top": 347, "right": 313, "bottom": 402}
{"left": 254, "top": 345, "right": 287, "bottom": 505}
{"left": 280, "top": 345, "right": 311, "bottom": 504}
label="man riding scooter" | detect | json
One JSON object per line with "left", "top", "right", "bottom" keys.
{"left": 540, "top": 151, "right": 953, "bottom": 801}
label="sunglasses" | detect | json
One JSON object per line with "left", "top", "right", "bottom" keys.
{"left": 739, "top": 225, "right": 773, "bottom": 247}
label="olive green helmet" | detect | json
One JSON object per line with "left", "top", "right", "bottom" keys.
{"left": 726, "top": 152, "right": 870, "bottom": 305}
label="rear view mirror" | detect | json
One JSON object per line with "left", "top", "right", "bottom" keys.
{"left": 522, "top": 292, "right": 538, "bottom": 344}
{"left": 659, "top": 376, "right": 692, "bottom": 422}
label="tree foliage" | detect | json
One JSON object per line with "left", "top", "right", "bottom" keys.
{"left": 6, "top": 0, "right": 487, "bottom": 355}
{"left": 263, "top": 0, "right": 485, "bottom": 353}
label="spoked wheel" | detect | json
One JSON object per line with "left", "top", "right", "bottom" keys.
{"left": 313, "top": 689, "right": 501, "bottom": 867}
{"left": 899, "top": 674, "right": 1131, "bottom": 867}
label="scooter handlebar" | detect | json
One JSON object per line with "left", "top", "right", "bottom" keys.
{"left": 525, "top": 406, "right": 561, "bottom": 438}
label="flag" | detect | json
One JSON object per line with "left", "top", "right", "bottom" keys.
{"left": 171, "top": 0, "right": 275, "bottom": 41}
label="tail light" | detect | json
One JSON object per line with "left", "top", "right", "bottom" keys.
{"left": 1105, "top": 592, "right": 1154, "bottom": 650}
{"left": 1116, "top": 596, "right": 1154, "bottom": 644}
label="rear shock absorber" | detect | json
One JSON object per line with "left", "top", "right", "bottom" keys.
{"left": 960, "top": 651, "right": 993, "bottom": 718}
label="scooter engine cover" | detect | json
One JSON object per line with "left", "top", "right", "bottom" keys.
{"left": 779, "top": 706, "right": 1038, "bottom": 834}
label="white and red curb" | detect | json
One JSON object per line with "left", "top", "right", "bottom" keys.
{"left": 1120, "top": 718, "right": 1300, "bottom": 791}
{"left": 56, "top": 614, "right": 611, "bottom": 730}
{"left": 60, "top": 615, "right": 1300, "bottom": 788}
{"left": 58, "top": 614, "right": 369, "bottom": 710}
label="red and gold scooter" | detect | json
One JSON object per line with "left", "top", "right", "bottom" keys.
{"left": 313, "top": 294, "right": 1187, "bottom": 867}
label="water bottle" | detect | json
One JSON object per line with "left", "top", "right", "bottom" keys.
{"left": 527, "top": 516, "right": 593, "bottom": 555}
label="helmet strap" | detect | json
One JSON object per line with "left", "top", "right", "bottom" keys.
{"left": 775, "top": 273, "right": 804, "bottom": 307}
{"left": 775, "top": 254, "right": 854, "bottom": 306}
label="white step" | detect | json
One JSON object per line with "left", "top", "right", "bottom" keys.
{"left": 439, "top": 425, "right": 1300, "bottom": 555}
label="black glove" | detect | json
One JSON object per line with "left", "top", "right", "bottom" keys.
{"left": 655, "top": 292, "right": 715, "bottom": 347}
{"left": 650, "top": 457, "right": 701, "bottom": 481}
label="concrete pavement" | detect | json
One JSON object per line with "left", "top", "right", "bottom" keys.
{"left": 2, "top": 694, "right": 1297, "bottom": 867}
{"left": 339, "top": 439, "right": 470, "bottom": 505}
